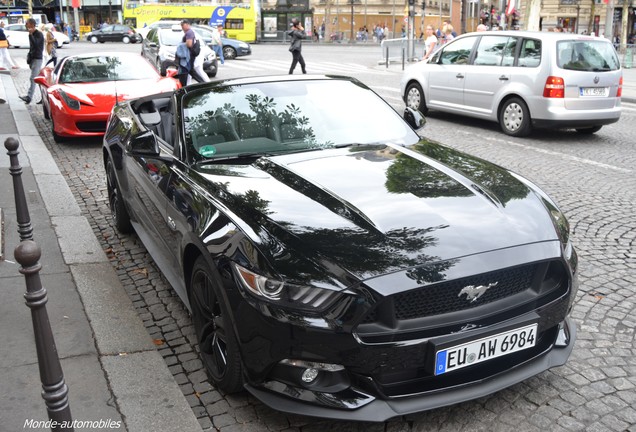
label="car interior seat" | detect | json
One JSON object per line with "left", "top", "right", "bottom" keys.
{"left": 193, "top": 115, "right": 240, "bottom": 150}
{"left": 137, "top": 101, "right": 162, "bottom": 137}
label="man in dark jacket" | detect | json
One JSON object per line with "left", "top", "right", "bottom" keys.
{"left": 287, "top": 18, "right": 306, "bottom": 75}
{"left": 20, "top": 18, "right": 44, "bottom": 104}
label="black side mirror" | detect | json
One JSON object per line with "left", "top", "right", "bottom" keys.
{"left": 404, "top": 107, "right": 426, "bottom": 130}
{"left": 129, "top": 130, "right": 160, "bottom": 156}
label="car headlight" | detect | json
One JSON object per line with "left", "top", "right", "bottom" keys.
{"left": 239, "top": 42, "right": 249, "bottom": 48}
{"left": 233, "top": 263, "right": 343, "bottom": 313}
{"left": 56, "top": 89, "right": 80, "bottom": 110}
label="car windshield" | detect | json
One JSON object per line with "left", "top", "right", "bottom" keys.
{"left": 557, "top": 40, "right": 620, "bottom": 71}
{"left": 59, "top": 55, "right": 157, "bottom": 83}
{"left": 183, "top": 79, "right": 420, "bottom": 163}
{"left": 159, "top": 30, "right": 184, "bottom": 46}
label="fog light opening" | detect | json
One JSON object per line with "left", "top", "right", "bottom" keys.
{"left": 278, "top": 359, "right": 350, "bottom": 392}
{"left": 301, "top": 368, "right": 319, "bottom": 383}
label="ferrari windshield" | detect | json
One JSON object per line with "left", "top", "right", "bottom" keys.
{"left": 59, "top": 55, "right": 159, "bottom": 83}
{"left": 183, "top": 78, "right": 420, "bottom": 163}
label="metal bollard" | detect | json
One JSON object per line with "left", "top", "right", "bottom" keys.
{"left": 5, "top": 137, "right": 33, "bottom": 241}
{"left": 5, "top": 138, "right": 74, "bottom": 431}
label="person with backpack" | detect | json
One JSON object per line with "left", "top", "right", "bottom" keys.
{"left": 179, "top": 19, "right": 206, "bottom": 86}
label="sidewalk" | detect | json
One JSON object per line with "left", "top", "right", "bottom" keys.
{"left": 0, "top": 74, "right": 202, "bottom": 430}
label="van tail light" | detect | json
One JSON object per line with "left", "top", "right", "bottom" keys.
{"left": 617, "top": 76, "right": 623, "bottom": 98}
{"left": 543, "top": 76, "right": 565, "bottom": 98}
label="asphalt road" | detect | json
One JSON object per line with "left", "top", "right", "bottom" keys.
{"left": 8, "top": 41, "right": 636, "bottom": 431}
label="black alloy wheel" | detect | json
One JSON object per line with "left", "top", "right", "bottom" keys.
{"left": 190, "top": 256, "right": 244, "bottom": 393}
{"left": 106, "top": 159, "right": 133, "bottom": 234}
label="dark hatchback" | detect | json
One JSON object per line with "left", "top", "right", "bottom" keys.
{"left": 86, "top": 24, "right": 141, "bottom": 44}
{"left": 102, "top": 75, "right": 577, "bottom": 421}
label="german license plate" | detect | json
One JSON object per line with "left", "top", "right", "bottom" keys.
{"left": 434, "top": 324, "right": 537, "bottom": 376}
{"left": 580, "top": 87, "right": 609, "bottom": 97}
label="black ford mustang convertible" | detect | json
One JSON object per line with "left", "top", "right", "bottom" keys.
{"left": 102, "top": 75, "right": 577, "bottom": 421}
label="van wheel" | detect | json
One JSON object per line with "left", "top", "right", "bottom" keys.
{"left": 575, "top": 126, "right": 602, "bottom": 134}
{"left": 500, "top": 97, "right": 531, "bottom": 137}
{"left": 405, "top": 82, "right": 428, "bottom": 114}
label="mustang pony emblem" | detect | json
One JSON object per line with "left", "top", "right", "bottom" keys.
{"left": 458, "top": 282, "right": 499, "bottom": 303}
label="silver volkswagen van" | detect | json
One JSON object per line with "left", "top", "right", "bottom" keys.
{"left": 401, "top": 31, "right": 622, "bottom": 136}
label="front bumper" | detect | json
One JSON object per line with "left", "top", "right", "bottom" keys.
{"left": 227, "top": 240, "right": 578, "bottom": 421}
{"left": 50, "top": 99, "right": 109, "bottom": 137}
{"left": 245, "top": 317, "right": 576, "bottom": 422}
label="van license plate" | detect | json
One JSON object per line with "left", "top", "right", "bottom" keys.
{"left": 580, "top": 87, "right": 609, "bottom": 97}
{"left": 434, "top": 324, "right": 537, "bottom": 376}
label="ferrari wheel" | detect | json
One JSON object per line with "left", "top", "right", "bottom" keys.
{"left": 190, "top": 256, "right": 244, "bottom": 394}
{"left": 90, "top": 36, "right": 98, "bottom": 44}
{"left": 106, "top": 159, "right": 133, "bottom": 234}
{"left": 41, "top": 91, "right": 49, "bottom": 120}
{"left": 51, "top": 118, "right": 66, "bottom": 143}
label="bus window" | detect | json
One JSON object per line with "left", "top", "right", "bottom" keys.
{"left": 225, "top": 19, "right": 244, "bottom": 30}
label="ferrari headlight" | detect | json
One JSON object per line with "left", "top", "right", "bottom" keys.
{"left": 57, "top": 89, "right": 80, "bottom": 110}
{"left": 233, "top": 263, "right": 342, "bottom": 312}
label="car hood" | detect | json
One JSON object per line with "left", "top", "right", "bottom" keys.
{"left": 195, "top": 141, "right": 559, "bottom": 284}
{"left": 55, "top": 79, "right": 177, "bottom": 107}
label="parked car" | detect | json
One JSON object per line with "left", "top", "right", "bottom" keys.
{"left": 86, "top": 24, "right": 141, "bottom": 44}
{"left": 103, "top": 74, "right": 577, "bottom": 421}
{"left": 137, "top": 20, "right": 251, "bottom": 59}
{"left": 401, "top": 31, "right": 622, "bottom": 136}
{"left": 34, "top": 52, "right": 180, "bottom": 142}
{"left": 141, "top": 27, "right": 218, "bottom": 77}
{"left": 191, "top": 24, "right": 252, "bottom": 60}
{"left": 4, "top": 23, "right": 70, "bottom": 48}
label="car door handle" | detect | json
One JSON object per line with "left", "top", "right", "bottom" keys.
{"left": 456, "top": 73, "right": 465, "bottom": 79}
{"left": 499, "top": 76, "right": 510, "bottom": 81}
{"left": 168, "top": 216, "right": 177, "bottom": 231}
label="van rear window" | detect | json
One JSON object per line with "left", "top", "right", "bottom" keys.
{"left": 557, "top": 40, "right": 620, "bottom": 71}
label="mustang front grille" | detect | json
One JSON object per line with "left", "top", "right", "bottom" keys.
{"left": 360, "top": 260, "right": 568, "bottom": 330}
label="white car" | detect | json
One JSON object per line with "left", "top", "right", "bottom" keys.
{"left": 401, "top": 30, "right": 622, "bottom": 136}
{"left": 4, "top": 23, "right": 70, "bottom": 49}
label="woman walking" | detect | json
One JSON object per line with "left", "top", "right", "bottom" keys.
{"left": 287, "top": 18, "right": 307, "bottom": 74}
{"left": 0, "top": 22, "right": 20, "bottom": 71}
{"left": 44, "top": 24, "right": 58, "bottom": 67}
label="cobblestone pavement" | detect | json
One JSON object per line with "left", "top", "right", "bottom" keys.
{"left": 14, "top": 67, "right": 636, "bottom": 432}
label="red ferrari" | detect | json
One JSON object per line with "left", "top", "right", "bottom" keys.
{"left": 34, "top": 52, "right": 180, "bottom": 142}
